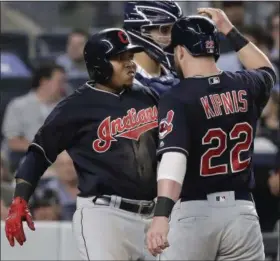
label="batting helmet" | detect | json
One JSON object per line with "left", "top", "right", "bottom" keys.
{"left": 167, "top": 16, "right": 220, "bottom": 61}
{"left": 123, "top": 1, "right": 183, "bottom": 69}
{"left": 84, "top": 28, "right": 144, "bottom": 84}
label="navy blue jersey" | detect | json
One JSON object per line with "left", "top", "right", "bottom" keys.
{"left": 28, "top": 82, "right": 158, "bottom": 200}
{"left": 157, "top": 67, "right": 276, "bottom": 197}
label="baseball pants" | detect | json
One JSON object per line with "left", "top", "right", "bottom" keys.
{"left": 72, "top": 195, "right": 155, "bottom": 260}
{"left": 159, "top": 191, "right": 265, "bottom": 261}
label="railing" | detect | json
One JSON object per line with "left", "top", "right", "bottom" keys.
{"left": 1, "top": 221, "right": 278, "bottom": 260}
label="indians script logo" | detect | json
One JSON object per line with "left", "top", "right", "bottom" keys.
{"left": 93, "top": 106, "right": 158, "bottom": 153}
{"left": 159, "top": 110, "right": 174, "bottom": 139}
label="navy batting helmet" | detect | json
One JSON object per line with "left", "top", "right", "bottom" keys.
{"left": 168, "top": 15, "right": 220, "bottom": 61}
{"left": 123, "top": 1, "right": 183, "bottom": 68}
{"left": 84, "top": 28, "right": 144, "bottom": 84}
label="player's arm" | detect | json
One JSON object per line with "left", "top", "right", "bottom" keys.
{"left": 5, "top": 98, "right": 77, "bottom": 247}
{"left": 153, "top": 93, "right": 190, "bottom": 219}
{"left": 198, "top": 8, "right": 277, "bottom": 110}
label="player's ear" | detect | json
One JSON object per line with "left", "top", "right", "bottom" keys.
{"left": 178, "top": 46, "right": 184, "bottom": 61}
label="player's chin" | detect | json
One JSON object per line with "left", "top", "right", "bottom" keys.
{"left": 123, "top": 75, "right": 134, "bottom": 87}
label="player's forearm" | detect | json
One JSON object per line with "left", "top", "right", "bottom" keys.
{"left": 237, "top": 42, "right": 274, "bottom": 70}
{"left": 154, "top": 152, "right": 187, "bottom": 217}
{"left": 157, "top": 179, "right": 182, "bottom": 202}
{"left": 14, "top": 150, "right": 50, "bottom": 201}
{"left": 226, "top": 27, "right": 274, "bottom": 71}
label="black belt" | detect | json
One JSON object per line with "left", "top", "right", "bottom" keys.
{"left": 93, "top": 196, "right": 155, "bottom": 215}
{"left": 181, "top": 191, "right": 253, "bottom": 202}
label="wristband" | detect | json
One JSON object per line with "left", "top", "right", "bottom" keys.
{"left": 14, "top": 182, "right": 35, "bottom": 202}
{"left": 226, "top": 27, "right": 249, "bottom": 52}
{"left": 154, "top": 196, "right": 175, "bottom": 218}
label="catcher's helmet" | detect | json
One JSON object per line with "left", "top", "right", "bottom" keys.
{"left": 168, "top": 16, "right": 220, "bottom": 61}
{"left": 123, "top": 1, "right": 183, "bottom": 69}
{"left": 84, "top": 28, "right": 144, "bottom": 84}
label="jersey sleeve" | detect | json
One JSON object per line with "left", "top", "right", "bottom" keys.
{"left": 156, "top": 93, "right": 190, "bottom": 158}
{"left": 236, "top": 67, "right": 277, "bottom": 110}
{"left": 29, "top": 98, "right": 78, "bottom": 165}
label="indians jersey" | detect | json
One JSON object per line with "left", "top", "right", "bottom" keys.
{"left": 27, "top": 83, "right": 159, "bottom": 200}
{"left": 157, "top": 67, "right": 276, "bottom": 197}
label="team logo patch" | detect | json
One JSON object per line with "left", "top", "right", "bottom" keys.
{"left": 93, "top": 106, "right": 158, "bottom": 153}
{"left": 205, "top": 40, "right": 215, "bottom": 53}
{"left": 159, "top": 110, "right": 174, "bottom": 139}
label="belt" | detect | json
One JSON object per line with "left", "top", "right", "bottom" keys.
{"left": 93, "top": 196, "right": 155, "bottom": 215}
{"left": 181, "top": 191, "right": 253, "bottom": 202}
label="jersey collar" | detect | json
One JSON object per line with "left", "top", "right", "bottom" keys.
{"left": 86, "top": 82, "right": 125, "bottom": 97}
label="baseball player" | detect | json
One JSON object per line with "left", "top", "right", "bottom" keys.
{"left": 124, "top": 1, "right": 183, "bottom": 95}
{"left": 147, "top": 8, "right": 277, "bottom": 260}
{"left": 5, "top": 28, "right": 158, "bottom": 260}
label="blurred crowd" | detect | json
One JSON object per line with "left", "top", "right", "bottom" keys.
{"left": 0, "top": 2, "right": 279, "bottom": 234}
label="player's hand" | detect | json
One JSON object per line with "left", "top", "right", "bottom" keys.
{"left": 197, "top": 7, "right": 234, "bottom": 35}
{"left": 5, "top": 197, "right": 35, "bottom": 247}
{"left": 146, "top": 216, "right": 170, "bottom": 256}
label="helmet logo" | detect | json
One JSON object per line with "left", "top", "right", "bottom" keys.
{"left": 118, "top": 31, "right": 129, "bottom": 44}
{"left": 205, "top": 40, "right": 215, "bottom": 53}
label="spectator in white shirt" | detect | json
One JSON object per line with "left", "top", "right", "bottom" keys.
{"left": 2, "top": 63, "right": 66, "bottom": 169}
{"left": 56, "top": 29, "right": 89, "bottom": 78}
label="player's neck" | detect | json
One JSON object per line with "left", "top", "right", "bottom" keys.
{"left": 182, "top": 58, "right": 220, "bottom": 78}
{"left": 134, "top": 52, "right": 161, "bottom": 77}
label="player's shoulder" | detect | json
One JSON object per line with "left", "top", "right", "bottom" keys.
{"left": 224, "top": 67, "right": 276, "bottom": 85}
{"left": 161, "top": 78, "right": 193, "bottom": 99}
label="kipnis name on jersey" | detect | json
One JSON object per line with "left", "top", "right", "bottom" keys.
{"left": 200, "top": 90, "right": 248, "bottom": 119}
{"left": 93, "top": 106, "right": 158, "bottom": 153}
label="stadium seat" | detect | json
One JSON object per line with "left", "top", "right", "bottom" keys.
{"left": 1, "top": 52, "right": 31, "bottom": 78}
{"left": 35, "top": 33, "right": 68, "bottom": 58}
{"left": 1, "top": 32, "right": 30, "bottom": 65}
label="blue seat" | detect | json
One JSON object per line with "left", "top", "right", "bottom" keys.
{"left": 1, "top": 52, "right": 31, "bottom": 78}
{"left": 1, "top": 32, "right": 29, "bottom": 64}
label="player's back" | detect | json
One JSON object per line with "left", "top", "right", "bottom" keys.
{"left": 166, "top": 67, "right": 275, "bottom": 197}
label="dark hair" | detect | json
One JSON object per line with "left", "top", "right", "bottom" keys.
{"left": 31, "top": 63, "right": 65, "bottom": 89}
{"left": 68, "top": 28, "right": 89, "bottom": 40}
{"left": 222, "top": 1, "right": 244, "bottom": 8}
{"left": 241, "top": 25, "right": 273, "bottom": 50}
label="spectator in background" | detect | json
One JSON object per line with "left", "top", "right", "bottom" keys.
{"left": 36, "top": 151, "right": 78, "bottom": 220}
{"left": 221, "top": 1, "right": 245, "bottom": 29}
{"left": 2, "top": 63, "right": 65, "bottom": 171}
{"left": 268, "top": 11, "right": 280, "bottom": 62}
{"left": 56, "top": 29, "right": 89, "bottom": 78}
{"left": 268, "top": 150, "right": 280, "bottom": 197}
{"left": 1, "top": 200, "right": 9, "bottom": 220}
{"left": 0, "top": 156, "right": 14, "bottom": 208}
{"left": 216, "top": 1, "right": 246, "bottom": 72}
{"left": 29, "top": 188, "right": 61, "bottom": 221}
{"left": 242, "top": 25, "right": 273, "bottom": 57}
{"left": 242, "top": 25, "right": 279, "bottom": 77}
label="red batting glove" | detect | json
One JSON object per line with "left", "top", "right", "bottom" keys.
{"left": 5, "top": 197, "right": 35, "bottom": 247}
